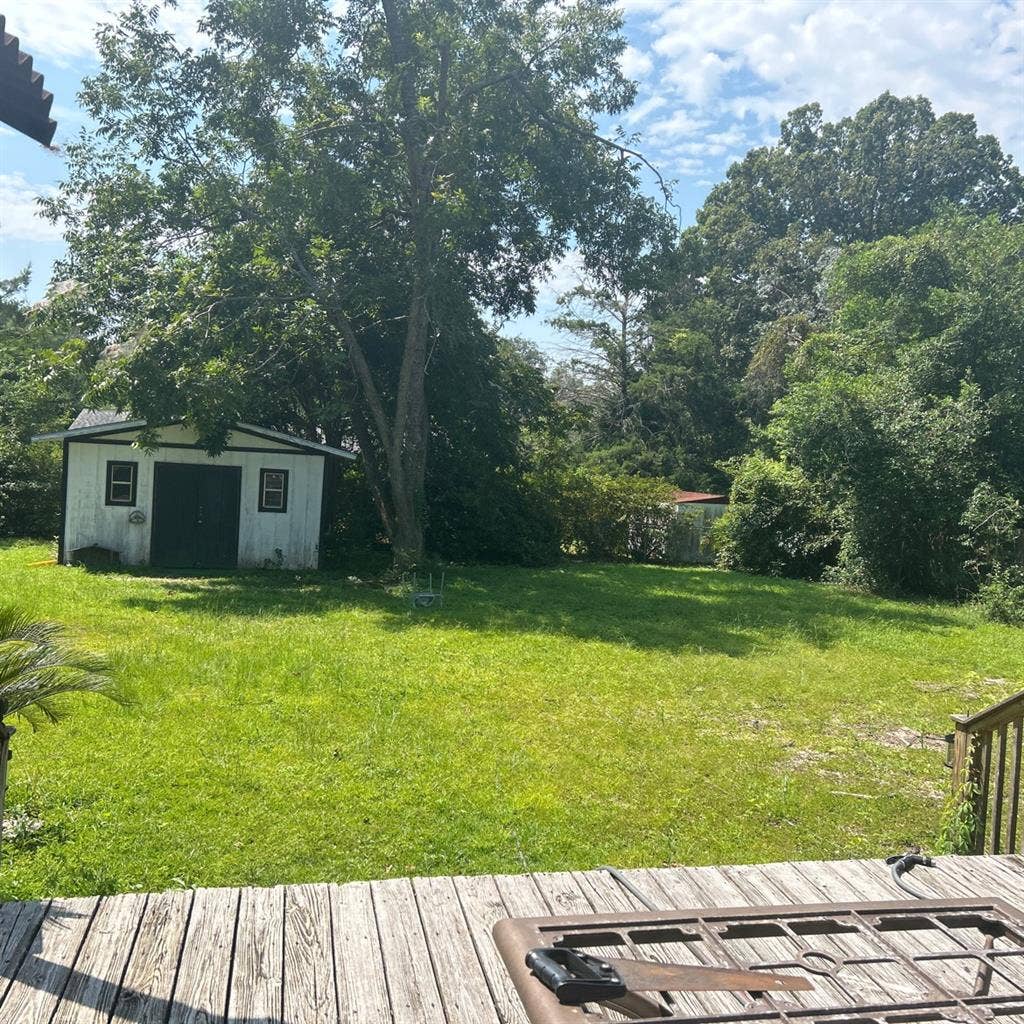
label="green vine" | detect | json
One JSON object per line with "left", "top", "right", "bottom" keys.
{"left": 938, "top": 734, "right": 982, "bottom": 854}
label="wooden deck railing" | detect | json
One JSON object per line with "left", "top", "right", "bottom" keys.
{"left": 950, "top": 689, "right": 1024, "bottom": 854}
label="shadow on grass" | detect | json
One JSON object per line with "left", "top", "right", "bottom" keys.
{"left": 113, "top": 561, "right": 960, "bottom": 658}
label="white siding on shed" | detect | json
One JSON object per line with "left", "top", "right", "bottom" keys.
{"left": 671, "top": 502, "right": 728, "bottom": 564}
{"left": 63, "top": 426, "right": 326, "bottom": 569}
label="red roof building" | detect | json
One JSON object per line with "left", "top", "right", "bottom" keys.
{"left": 670, "top": 489, "right": 728, "bottom": 504}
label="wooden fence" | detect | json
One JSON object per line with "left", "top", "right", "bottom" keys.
{"left": 950, "top": 689, "right": 1024, "bottom": 854}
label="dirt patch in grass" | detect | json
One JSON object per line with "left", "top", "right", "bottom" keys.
{"left": 861, "top": 725, "right": 947, "bottom": 752}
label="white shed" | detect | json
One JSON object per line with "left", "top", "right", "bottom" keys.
{"left": 32, "top": 410, "right": 356, "bottom": 570}
{"left": 669, "top": 489, "right": 729, "bottom": 564}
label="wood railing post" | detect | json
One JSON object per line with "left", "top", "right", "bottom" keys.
{"left": 950, "top": 691, "right": 1024, "bottom": 855}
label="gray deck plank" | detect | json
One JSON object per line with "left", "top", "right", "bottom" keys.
{"left": 168, "top": 886, "right": 240, "bottom": 1024}
{"left": 491, "top": 874, "right": 551, "bottom": 921}
{"left": 412, "top": 874, "right": 501, "bottom": 1024}
{"left": 792, "top": 859, "right": 988, "bottom": 1002}
{"left": 687, "top": 865, "right": 825, "bottom": 1010}
{"left": 804, "top": 859, "right": 979, "bottom": 997}
{"left": 5, "top": 856, "right": 1024, "bottom": 1024}
{"left": 576, "top": 869, "right": 727, "bottom": 1018}
{"left": 644, "top": 867, "right": 751, "bottom": 1016}
{"left": 283, "top": 883, "right": 337, "bottom": 1024}
{"left": 0, "top": 899, "right": 49, "bottom": 1008}
{"left": 0, "top": 896, "right": 98, "bottom": 1024}
{"left": 453, "top": 873, "right": 532, "bottom": 1024}
{"left": 530, "top": 871, "right": 594, "bottom": 916}
{"left": 332, "top": 881, "right": 392, "bottom": 1024}
{"left": 51, "top": 892, "right": 148, "bottom": 1024}
{"left": 228, "top": 884, "right": 285, "bottom": 1024}
{"left": 111, "top": 889, "right": 194, "bottom": 1024}
{"left": 939, "top": 852, "right": 1024, "bottom": 897}
{"left": 370, "top": 877, "right": 445, "bottom": 1024}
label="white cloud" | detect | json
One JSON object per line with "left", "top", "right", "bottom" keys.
{"left": 624, "top": 93, "right": 668, "bottom": 125}
{"left": 0, "top": 174, "right": 64, "bottom": 243}
{"left": 620, "top": 44, "right": 653, "bottom": 79}
{"left": 5, "top": 1, "right": 209, "bottom": 66}
{"left": 646, "top": 109, "right": 708, "bottom": 142}
{"left": 637, "top": 0, "right": 1024, "bottom": 160}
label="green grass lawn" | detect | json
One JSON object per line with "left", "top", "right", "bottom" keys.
{"left": 1, "top": 538, "right": 1021, "bottom": 900}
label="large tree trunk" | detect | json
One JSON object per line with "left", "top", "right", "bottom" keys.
{"left": 291, "top": 0, "right": 437, "bottom": 571}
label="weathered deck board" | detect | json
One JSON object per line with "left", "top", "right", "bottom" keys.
{"left": 110, "top": 889, "right": 194, "bottom": 1024}
{"left": 227, "top": 885, "right": 284, "bottom": 1023}
{"left": 371, "top": 877, "right": 445, "bottom": 1024}
{"left": 0, "top": 899, "right": 49, "bottom": 1006}
{"left": 452, "top": 873, "right": 531, "bottom": 1024}
{"left": 331, "top": 881, "right": 391, "bottom": 1024}
{"left": 412, "top": 874, "right": 501, "bottom": 1024}
{"left": 1, "top": 856, "right": 1022, "bottom": 1023}
{"left": 51, "top": 892, "right": 147, "bottom": 1024}
{"left": 0, "top": 896, "right": 97, "bottom": 1024}
{"left": 168, "top": 886, "right": 240, "bottom": 1024}
{"left": 282, "top": 883, "right": 336, "bottom": 1024}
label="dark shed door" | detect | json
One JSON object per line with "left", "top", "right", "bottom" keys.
{"left": 150, "top": 463, "right": 241, "bottom": 569}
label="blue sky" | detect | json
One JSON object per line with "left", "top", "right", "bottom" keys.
{"left": 1, "top": 0, "right": 1022, "bottom": 354}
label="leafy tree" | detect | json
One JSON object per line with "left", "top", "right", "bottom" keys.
{"left": 550, "top": 281, "right": 651, "bottom": 452}
{"left": 713, "top": 453, "right": 837, "bottom": 579}
{"left": 426, "top": 334, "right": 563, "bottom": 565}
{"left": 0, "top": 273, "right": 87, "bottom": 538}
{"left": 771, "top": 373, "right": 989, "bottom": 594}
{"left": 45, "top": 0, "right": 665, "bottom": 567}
{"left": 720, "top": 214, "right": 1024, "bottom": 597}
{"left": 625, "top": 321, "right": 742, "bottom": 490}
{"left": 670, "top": 91, "right": 1023, "bottom": 397}
{"left": 806, "top": 214, "right": 1024, "bottom": 492}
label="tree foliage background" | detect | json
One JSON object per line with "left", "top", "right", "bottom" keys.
{"left": 3, "top": 7, "right": 1023, "bottom": 609}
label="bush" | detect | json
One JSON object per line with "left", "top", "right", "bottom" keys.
{"left": 713, "top": 454, "right": 837, "bottom": 578}
{"left": 960, "top": 483, "right": 1023, "bottom": 585}
{"left": 977, "top": 568, "right": 1024, "bottom": 626}
{"left": 428, "top": 471, "right": 562, "bottom": 566}
{"left": 0, "top": 432, "right": 61, "bottom": 538}
{"left": 545, "top": 471, "right": 675, "bottom": 562}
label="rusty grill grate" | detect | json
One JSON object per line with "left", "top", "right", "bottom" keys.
{"left": 493, "top": 898, "right": 1024, "bottom": 1024}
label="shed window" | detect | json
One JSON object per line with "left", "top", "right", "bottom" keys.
{"left": 259, "top": 468, "right": 288, "bottom": 512}
{"left": 105, "top": 461, "right": 138, "bottom": 506}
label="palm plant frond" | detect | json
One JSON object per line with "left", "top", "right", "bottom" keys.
{"left": 0, "top": 607, "right": 127, "bottom": 727}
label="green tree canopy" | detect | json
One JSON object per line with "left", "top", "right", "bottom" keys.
{"left": 44, "top": 0, "right": 666, "bottom": 566}
{"left": 671, "top": 91, "right": 1023, "bottom": 395}
{"left": 0, "top": 273, "right": 87, "bottom": 538}
{"left": 719, "top": 213, "right": 1024, "bottom": 596}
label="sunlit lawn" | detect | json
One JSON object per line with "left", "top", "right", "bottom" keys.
{"left": 2, "top": 538, "right": 1021, "bottom": 900}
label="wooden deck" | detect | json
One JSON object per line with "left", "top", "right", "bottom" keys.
{"left": 0, "top": 854, "right": 1021, "bottom": 1023}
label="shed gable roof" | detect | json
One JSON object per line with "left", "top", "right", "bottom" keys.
{"left": 69, "top": 408, "right": 132, "bottom": 430}
{"left": 33, "top": 409, "right": 356, "bottom": 460}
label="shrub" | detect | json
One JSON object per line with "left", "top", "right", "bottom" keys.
{"left": 976, "top": 568, "right": 1024, "bottom": 626}
{"left": 545, "top": 471, "right": 675, "bottom": 562}
{"left": 960, "top": 483, "right": 1023, "bottom": 585}
{"left": 429, "top": 471, "right": 562, "bottom": 566}
{"left": 0, "top": 432, "right": 61, "bottom": 539}
{"left": 713, "top": 454, "right": 838, "bottom": 578}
